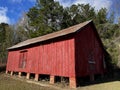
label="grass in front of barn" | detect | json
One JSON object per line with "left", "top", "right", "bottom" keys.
{"left": 0, "top": 72, "right": 57, "bottom": 90}
{"left": 1, "top": 72, "right": 120, "bottom": 90}
{"left": 1, "top": 64, "right": 120, "bottom": 90}
{"left": 78, "top": 81, "right": 120, "bottom": 90}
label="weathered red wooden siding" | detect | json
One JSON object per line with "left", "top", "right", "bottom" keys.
{"left": 37, "top": 37, "right": 75, "bottom": 77}
{"left": 6, "top": 22, "right": 106, "bottom": 78}
{"left": 75, "top": 24, "right": 105, "bottom": 77}
{"left": 7, "top": 36, "right": 76, "bottom": 77}
{"left": 7, "top": 51, "right": 19, "bottom": 72}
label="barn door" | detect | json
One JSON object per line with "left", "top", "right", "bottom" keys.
{"left": 88, "top": 51, "right": 95, "bottom": 72}
{"left": 19, "top": 50, "right": 27, "bottom": 68}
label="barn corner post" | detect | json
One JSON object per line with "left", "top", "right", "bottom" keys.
{"left": 69, "top": 76, "right": 77, "bottom": 88}
{"left": 69, "top": 64, "right": 77, "bottom": 88}
{"left": 69, "top": 38, "right": 77, "bottom": 88}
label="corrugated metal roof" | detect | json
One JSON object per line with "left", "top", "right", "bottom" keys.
{"left": 8, "top": 20, "right": 92, "bottom": 50}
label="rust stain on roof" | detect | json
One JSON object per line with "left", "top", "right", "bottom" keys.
{"left": 8, "top": 20, "right": 92, "bottom": 50}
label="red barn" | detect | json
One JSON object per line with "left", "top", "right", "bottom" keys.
{"left": 6, "top": 20, "right": 106, "bottom": 88}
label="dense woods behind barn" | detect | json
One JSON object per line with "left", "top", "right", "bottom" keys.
{"left": 0, "top": 0, "right": 120, "bottom": 72}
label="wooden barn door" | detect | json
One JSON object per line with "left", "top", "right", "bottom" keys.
{"left": 19, "top": 51, "right": 27, "bottom": 68}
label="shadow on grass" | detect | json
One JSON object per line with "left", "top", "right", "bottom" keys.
{"left": 77, "top": 69, "right": 120, "bottom": 87}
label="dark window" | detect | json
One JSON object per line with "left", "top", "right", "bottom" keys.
{"left": 88, "top": 51, "right": 95, "bottom": 71}
{"left": 19, "top": 50, "right": 27, "bottom": 68}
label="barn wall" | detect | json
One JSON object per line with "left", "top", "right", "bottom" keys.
{"left": 75, "top": 24, "right": 104, "bottom": 77}
{"left": 7, "top": 51, "right": 20, "bottom": 71}
{"left": 6, "top": 35, "right": 76, "bottom": 77}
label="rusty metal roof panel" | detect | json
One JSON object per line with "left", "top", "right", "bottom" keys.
{"left": 8, "top": 20, "right": 92, "bottom": 50}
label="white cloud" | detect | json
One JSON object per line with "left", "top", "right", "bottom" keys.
{"left": 0, "top": 7, "right": 10, "bottom": 24}
{"left": 55, "top": 0, "right": 73, "bottom": 7}
{"left": 74, "top": 0, "right": 112, "bottom": 11}
{"left": 55, "top": 0, "right": 112, "bottom": 11}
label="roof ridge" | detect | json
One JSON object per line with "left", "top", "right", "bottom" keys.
{"left": 8, "top": 20, "right": 92, "bottom": 50}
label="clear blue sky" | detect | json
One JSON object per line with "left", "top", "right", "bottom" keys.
{"left": 0, "top": 0, "right": 119, "bottom": 24}
{"left": 0, "top": 0, "right": 36, "bottom": 24}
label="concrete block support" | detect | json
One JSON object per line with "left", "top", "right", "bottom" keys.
{"left": 6, "top": 71, "right": 8, "bottom": 74}
{"left": 26, "top": 73, "right": 30, "bottom": 79}
{"left": 50, "top": 75, "right": 55, "bottom": 84}
{"left": 10, "top": 71, "right": 13, "bottom": 76}
{"left": 35, "top": 74, "right": 39, "bottom": 81}
{"left": 69, "top": 77, "right": 77, "bottom": 88}
{"left": 18, "top": 72, "right": 21, "bottom": 77}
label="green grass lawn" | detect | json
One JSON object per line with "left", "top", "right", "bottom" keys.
{"left": 1, "top": 72, "right": 120, "bottom": 90}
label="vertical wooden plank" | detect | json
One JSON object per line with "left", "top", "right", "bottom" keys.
{"left": 6, "top": 52, "right": 10, "bottom": 71}
{"left": 38, "top": 45, "right": 42, "bottom": 74}
{"left": 69, "top": 38, "right": 76, "bottom": 77}
{"left": 66, "top": 40, "right": 69, "bottom": 76}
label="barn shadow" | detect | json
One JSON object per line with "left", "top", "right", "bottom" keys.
{"left": 77, "top": 53, "right": 120, "bottom": 87}
{"left": 77, "top": 69, "right": 120, "bottom": 87}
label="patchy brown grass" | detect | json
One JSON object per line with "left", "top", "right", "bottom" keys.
{"left": 1, "top": 72, "right": 120, "bottom": 90}
{"left": 0, "top": 72, "right": 58, "bottom": 90}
